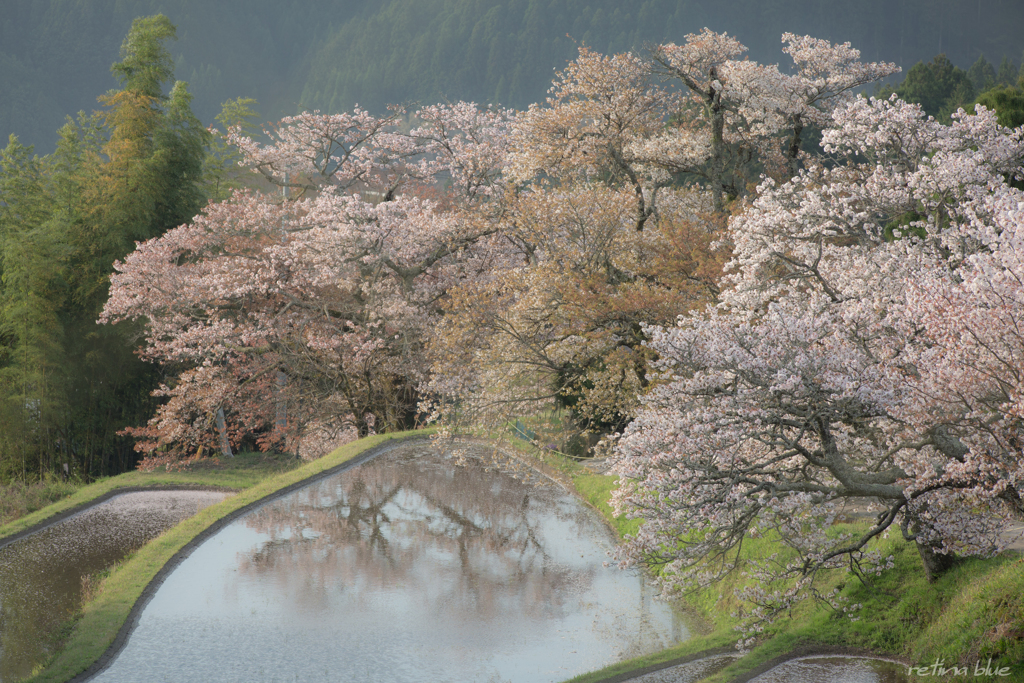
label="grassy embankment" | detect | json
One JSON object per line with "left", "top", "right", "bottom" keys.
{"left": 520, "top": 445, "right": 1024, "bottom": 683}
{"left": 8, "top": 430, "right": 429, "bottom": 683}
{"left": 6, "top": 431, "right": 1021, "bottom": 682}
{"left": 1, "top": 477, "right": 84, "bottom": 529}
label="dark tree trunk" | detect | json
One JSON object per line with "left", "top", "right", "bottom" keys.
{"left": 787, "top": 116, "right": 803, "bottom": 178}
{"left": 916, "top": 541, "right": 959, "bottom": 582}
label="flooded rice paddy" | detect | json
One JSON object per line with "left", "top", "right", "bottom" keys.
{"left": 750, "top": 655, "right": 912, "bottom": 682}
{"left": 623, "top": 654, "right": 913, "bottom": 683}
{"left": 88, "top": 443, "right": 687, "bottom": 683}
{"left": 0, "top": 490, "right": 229, "bottom": 682}
{"left": 625, "top": 653, "right": 740, "bottom": 682}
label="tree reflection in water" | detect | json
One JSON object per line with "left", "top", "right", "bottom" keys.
{"left": 88, "top": 442, "right": 685, "bottom": 683}
{"left": 239, "top": 444, "right": 587, "bottom": 624}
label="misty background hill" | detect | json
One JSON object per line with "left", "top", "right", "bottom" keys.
{"left": 4, "top": 0, "right": 1024, "bottom": 152}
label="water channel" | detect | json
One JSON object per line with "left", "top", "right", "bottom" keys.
{"left": 88, "top": 442, "right": 687, "bottom": 683}
{"left": 0, "top": 490, "right": 229, "bottom": 682}
{"left": 750, "top": 655, "right": 912, "bottom": 682}
{"left": 622, "top": 653, "right": 915, "bottom": 683}
{"left": 626, "top": 653, "right": 740, "bottom": 682}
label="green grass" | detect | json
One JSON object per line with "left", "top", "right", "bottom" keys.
{"left": 544, "top": 466, "right": 1024, "bottom": 683}
{"left": 910, "top": 554, "right": 1024, "bottom": 674}
{"left": 13, "top": 434, "right": 1023, "bottom": 683}
{"left": 20, "top": 430, "right": 430, "bottom": 683}
{"left": 685, "top": 544, "right": 1024, "bottom": 683}
{"left": 485, "top": 434, "right": 643, "bottom": 539}
{"left": 0, "top": 475, "right": 84, "bottom": 528}
{"left": 570, "top": 473, "right": 642, "bottom": 540}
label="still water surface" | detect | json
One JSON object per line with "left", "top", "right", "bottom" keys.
{"left": 626, "top": 654, "right": 740, "bottom": 682}
{"left": 0, "top": 490, "right": 228, "bottom": 682}
{"left": 626, "top": 654, "right": 913, "bottom": 683}
{"left": 750, "top": 656, "right": 912, "bottom": 683}
{"left": 90, "top": 443, "right": 687, "bottom": 683}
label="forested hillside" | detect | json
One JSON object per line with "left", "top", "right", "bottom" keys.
{"left": 5, "top": 0, "right": 1024, "bottom": 152}
{"left": 0, "top": 0, "right": 356, "bottom": 151}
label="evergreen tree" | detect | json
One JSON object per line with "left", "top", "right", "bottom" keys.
{"left": 0, "top": 15, "right": 210, "bottom": 481}
{"left": 110, "top": 15, "right": 177, "bottom": 98}
{"left": 203, "top": 96, "right": 262, "bottom": 200}
{"left": 887, "top": 54, "right": 975, "bottom": 119}
{"left": 967, "top": 54, "right": 996, "bottom": 91}
{"left": 0, "top": 137, "right": 62, "bottom": 479}
{"left": 996, "top": 54, "right": 1019, "bottom": 86}
{"left": 976, "top": 85, "right": 1024, "bottom": 128}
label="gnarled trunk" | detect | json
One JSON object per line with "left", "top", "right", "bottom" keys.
{"left": 916, "top": 541, "right": 958, "bottom": 583}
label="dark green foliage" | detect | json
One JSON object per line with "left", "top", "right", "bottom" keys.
{"left": 996, "top": 54, "right": 1020, "bottom": 87}
{"left": 149, "top": 81, "right": 210, "bottom": 234}
{"left": 203, "top": 96, "right": 264, "bottom": 201}
{"left": 0, "top": 136, "right": 65, "bottom": 481}
{"left": 297, "top": 0, "right": 1024, "bottom": 116}
{"left": 0, "top": 16, "right": 209, "bottom": 482}
{"left": 888, "top": 50, "right": 1024, "bottom": 130}
{"left": 976, "top": 85, "right": 1024, "bottom": 128}
{"left": 884, "top": 54, "right": 975, "bottom": 120}
{"left": 962, "top": 53, "right": 1024, "bottom": 138}
{"left": 110, "top": 14, "right": 177, "bottom": 98}
{"left": 968, "top": 55, "right": 997, "bottom": 91}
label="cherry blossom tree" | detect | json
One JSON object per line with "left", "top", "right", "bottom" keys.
{"left": 610, "top": 95, "right": 1024, "bottom": 632}
{"left": 427, "top": 182, "right": 723, "bottom": 447}
{"left": 507, "top": 48, "right": 684, "bottom": 232}
{"left": 104, "top": 30, "right": 905, "bottom": 478}
{"left": 102, "top": 104, "right": 513, "bottom": 467}
{"left": 649, "top": 30, "right": 900, "bottom": 207}
{"left": 430, "top": 31, "right": 895, "bottom": 448}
